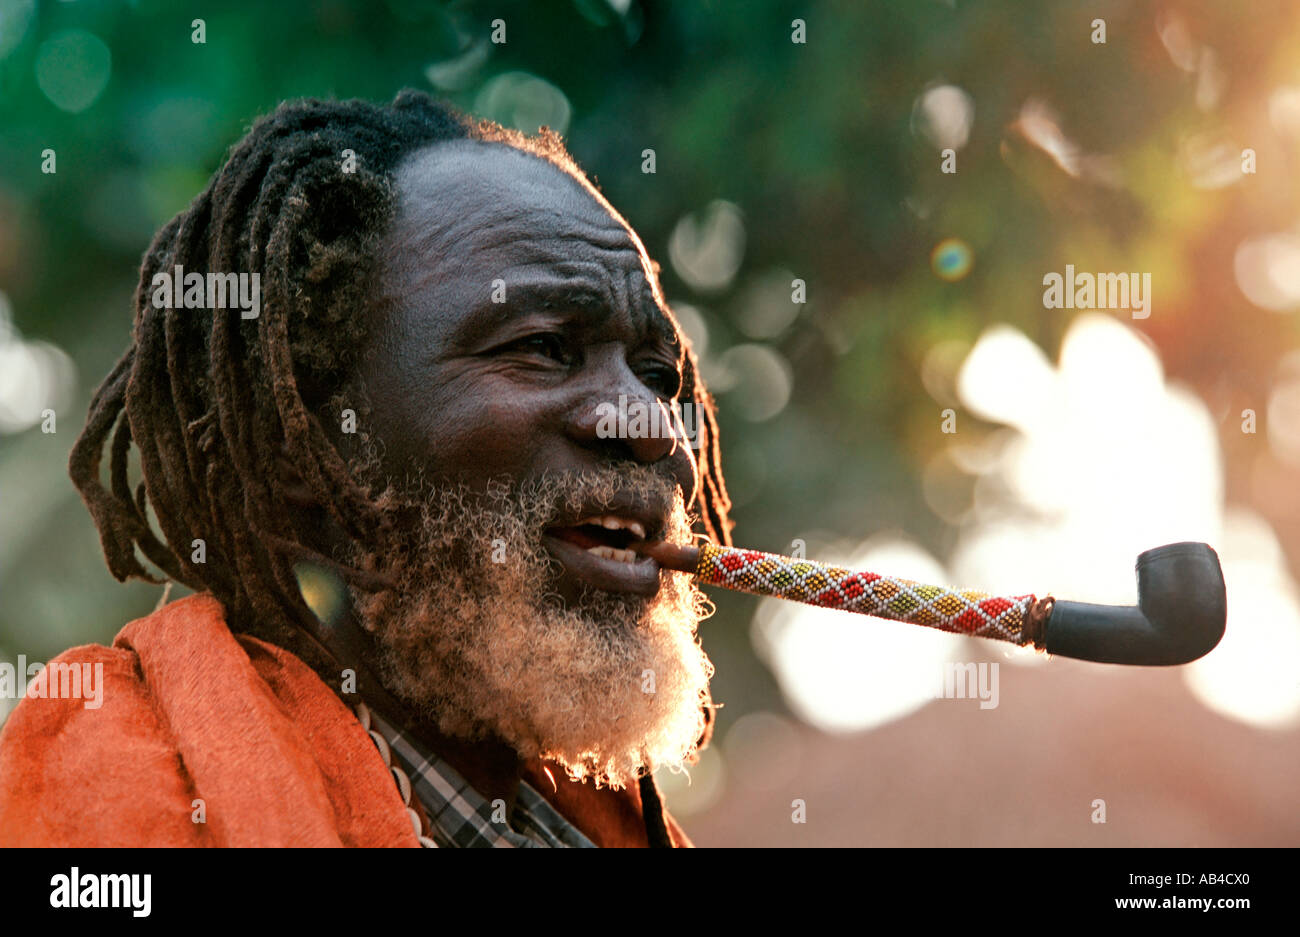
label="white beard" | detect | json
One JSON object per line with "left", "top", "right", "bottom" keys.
{"left": 350, "top": 466, "right": 715, "bottom": 789}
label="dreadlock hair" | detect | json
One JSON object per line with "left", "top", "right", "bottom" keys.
{"left": 70, "top": 89, "right": 733, "bottom": 664}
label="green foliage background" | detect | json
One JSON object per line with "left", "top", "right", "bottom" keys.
{"left": 2, "top": 0, "right": 1298, "bottom": 751}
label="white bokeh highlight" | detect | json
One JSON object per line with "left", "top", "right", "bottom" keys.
{"left": 755, "top": 313, "right": 1299, "bottom": 732}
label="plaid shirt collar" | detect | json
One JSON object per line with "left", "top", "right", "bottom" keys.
{"left": 363, "top": 705, "right": 597, "bottom": 849}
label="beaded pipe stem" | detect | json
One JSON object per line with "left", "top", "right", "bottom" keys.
{"left": 636, "top": 539, "right": 1230, "bottom": 665}
{"left": 637, "top": 540, "right": 1053, "bottom": 648}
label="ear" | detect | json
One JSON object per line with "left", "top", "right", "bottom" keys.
{"left": 277, "top": 444, "right": 319, "bottom": 508}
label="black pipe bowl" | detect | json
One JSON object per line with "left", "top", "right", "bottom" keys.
{"left": 1044, "top": 542, "right": 1227, "bottom": 666}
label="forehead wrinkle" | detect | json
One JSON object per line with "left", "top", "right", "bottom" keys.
{"left": 501, "top": 261, "right": 616, "bottom": 314}
{"left": 384, "top": 137, "right": 676, "bottom": 345}
{"left": 622, "top": 266, "right": 651, "bottom": 340}
{"left": 620, "top": 264, "right": 678, "bottom": 351}
{"left": 390, "top": 199, "right": 644, "bottom": 296}
{"left": 388, "top": 229, "right": 631, "bottom": 300}
{"left": 444, "top": 207, "right": 638, "bottom": 258}
{"left": 396, "top": 148, "right": 634, "bottom": 249}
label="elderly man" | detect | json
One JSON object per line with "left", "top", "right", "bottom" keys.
{"left": 0, "top": 91, "right": 732, "bottom": 848}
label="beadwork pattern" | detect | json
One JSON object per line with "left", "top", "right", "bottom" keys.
{"left": 695, "top": 543, "right": 1036, "bottom": 645}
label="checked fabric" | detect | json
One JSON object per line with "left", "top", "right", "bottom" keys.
{"left": 695, "top": 543, "right": 1037, "bottom": 645}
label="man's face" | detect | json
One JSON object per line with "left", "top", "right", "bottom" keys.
{"left": 346, "top": 139, "right": 713, "bottom": 787}
{"left": 359, "top": 139, "right": 699, "bottom": 601}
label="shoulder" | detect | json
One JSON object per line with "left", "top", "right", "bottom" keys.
{"left": 0, "top": 599, "right": 221, "bottom": 847}
{"left": 0, "top": 592, "right": 413, "bottom": 847}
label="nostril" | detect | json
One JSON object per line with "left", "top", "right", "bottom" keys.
{"left": 574, "top": 394, "right": 680, "bottom": 464}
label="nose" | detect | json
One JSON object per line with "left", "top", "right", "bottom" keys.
{"left": 566, "top": 358, "right": 697, "bottom": 494}
{"left": 569, "top": 386, "right": 680, "bottom": 463}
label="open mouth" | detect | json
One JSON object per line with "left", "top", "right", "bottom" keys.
{"left": 542, "top": 510, "right": 664, "bottom": 595}
{"left": 546, "top": 515, "right": 649, "bottom": 563}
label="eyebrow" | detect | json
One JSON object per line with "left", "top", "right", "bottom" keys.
{"left": 455, "top": 279, "right": 679, "bottom": 351}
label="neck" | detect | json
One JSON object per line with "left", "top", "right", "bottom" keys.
{"left": 275, "top": 506, "right": 527, "bottom": 809}
{"left": 311, "top": 599, "right": 526, "bottom": 810}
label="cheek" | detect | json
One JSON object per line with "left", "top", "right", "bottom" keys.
{"left": 379, "top": 377, "right": 557, "bottom": 483}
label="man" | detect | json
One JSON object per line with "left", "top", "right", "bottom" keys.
{"left": 0, "top": 90, "right": 733, "bottom": 847}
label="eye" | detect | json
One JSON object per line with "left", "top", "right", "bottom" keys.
{"left": 638, "top": 362, "right": 682, "bottom": 399}
{"left": 502, "top": 332, "right": 574, "bottom": 365}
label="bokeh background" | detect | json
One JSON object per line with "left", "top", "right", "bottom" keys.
{"left": 2, "top": 0, "right": 1298, "bottom": 845}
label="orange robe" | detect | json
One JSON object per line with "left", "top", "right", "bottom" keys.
{"left": 0, "top": 593, "right": 690, "bottom": 847}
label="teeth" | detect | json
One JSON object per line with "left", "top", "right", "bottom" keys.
{"left": 586, "top": 545, "right": 638, "bottom": 564}
{"left": 574, "top": 515, "right": 648, "bottom": 540}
